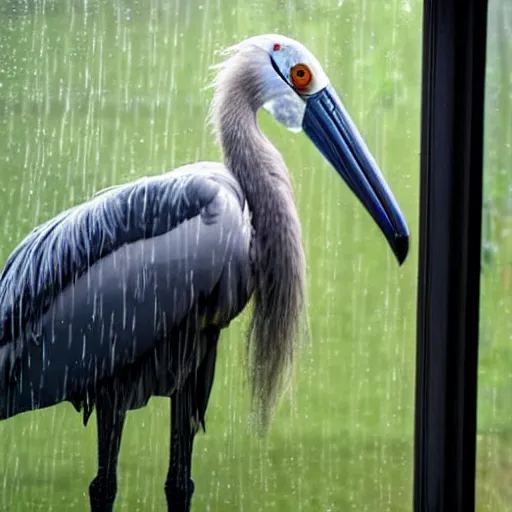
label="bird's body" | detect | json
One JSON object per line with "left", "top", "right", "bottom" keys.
{"left": 0, "top": 34, "right": 409, "bottom": 512}
{"left": 0, "top": 163, "right": 253, "bottom": 421}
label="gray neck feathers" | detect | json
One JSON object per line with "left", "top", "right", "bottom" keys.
{"left": 211, "top": 50, "right": 307, "bottom": 430}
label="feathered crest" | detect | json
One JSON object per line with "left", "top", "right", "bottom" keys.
{"left": 204, "top": 40, "right": 248, "bottom": 138}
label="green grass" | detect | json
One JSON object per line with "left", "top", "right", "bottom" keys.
{"left": 0, "top": 1, "right": 510, "bottom": 510}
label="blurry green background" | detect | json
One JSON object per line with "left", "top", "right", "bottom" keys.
{"left": 477, "top": 1, "right": 512, "bottom": 510}
{"left": 0, "top": 0, "right": 508, "bottom": 511}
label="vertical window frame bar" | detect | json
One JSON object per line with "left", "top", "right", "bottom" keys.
{"left": 414, "top": 1, "right": 489, "bottom": 510}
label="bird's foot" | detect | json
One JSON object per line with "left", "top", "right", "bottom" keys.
{"left": 165, "top": 478, "right": 195, "bottom": 512}
{"left": 89, "top": 474, "right": 117, "bottom": 512}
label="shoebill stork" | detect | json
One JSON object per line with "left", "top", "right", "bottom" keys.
{"left": 0, "top": 34, "right": 409, "bottom": 511}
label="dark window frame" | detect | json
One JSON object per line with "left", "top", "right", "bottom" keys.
{"left": 414, "top": 1, "right": 489, "bottom": 511}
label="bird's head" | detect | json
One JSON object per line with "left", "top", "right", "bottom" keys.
{"left": 211, "top": 34, "right": 409, "bottom": 265}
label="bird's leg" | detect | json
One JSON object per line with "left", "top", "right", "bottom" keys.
{"left": 165, "top": 390, "right": 198, "bottom": 512}
{"left": 89, "top": 391, "right": 126, "bottom": 512}
{"left": 165, "top": 329, "right": 219, "bottom": 511}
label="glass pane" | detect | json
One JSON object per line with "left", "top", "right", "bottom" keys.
{"left": 477, "top": 0, "right": 512, "bottom": 510}
{"left": 0, "top": 1, "right": 422, "bottom": 510}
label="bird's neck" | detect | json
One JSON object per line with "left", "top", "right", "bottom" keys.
{"left": 217, "top": 99, "right": 297, "bottom": 232}
{"left": 212, "top": 63, "right": 307, "bottom": 428}
{"left": 215, "top": 90, "right": 307, "bottom": 308}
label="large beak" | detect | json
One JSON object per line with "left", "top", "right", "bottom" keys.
{"left": 302, "top": 85, "right": 409, "bottom": 265}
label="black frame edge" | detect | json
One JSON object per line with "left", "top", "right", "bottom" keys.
{"left": 414, "top": 1, "right": 489, "bottom": 511}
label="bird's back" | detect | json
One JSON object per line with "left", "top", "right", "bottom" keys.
{"left": 0, "top": 163, "right": 239, "bottom": 342}
{"left": 0, "top": 162, "right": 253, "bottom": 420}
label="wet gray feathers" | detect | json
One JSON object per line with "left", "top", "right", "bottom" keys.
{"left": 210, "top": 45, "right": 307, "bottom": 430}
{"left": 0, "top": 173, "right": 203, "bottom": 343}
{"left": 0, "top": 167, "right": 245, "bottom": 345}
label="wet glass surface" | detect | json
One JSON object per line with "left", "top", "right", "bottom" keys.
{"left": 476, "top": 1, "right": 512, "bottom": 510}
{"left": 0, "top": 1, "right": 421, "bottom": 510}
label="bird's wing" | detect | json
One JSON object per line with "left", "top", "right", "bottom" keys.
{"left": 0, "top": 162, "right": 247, "bottom": 345}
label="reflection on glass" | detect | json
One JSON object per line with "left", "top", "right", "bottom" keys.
{"left": 0, "top": 1, "right": 422, "bottom": 510}
{"left": 477, "top": 0, "right": 512, "bottom": 510}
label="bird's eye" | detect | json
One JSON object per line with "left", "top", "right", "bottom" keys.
{"left": 290, "top": 63, "right": 312, "bottom": 90}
